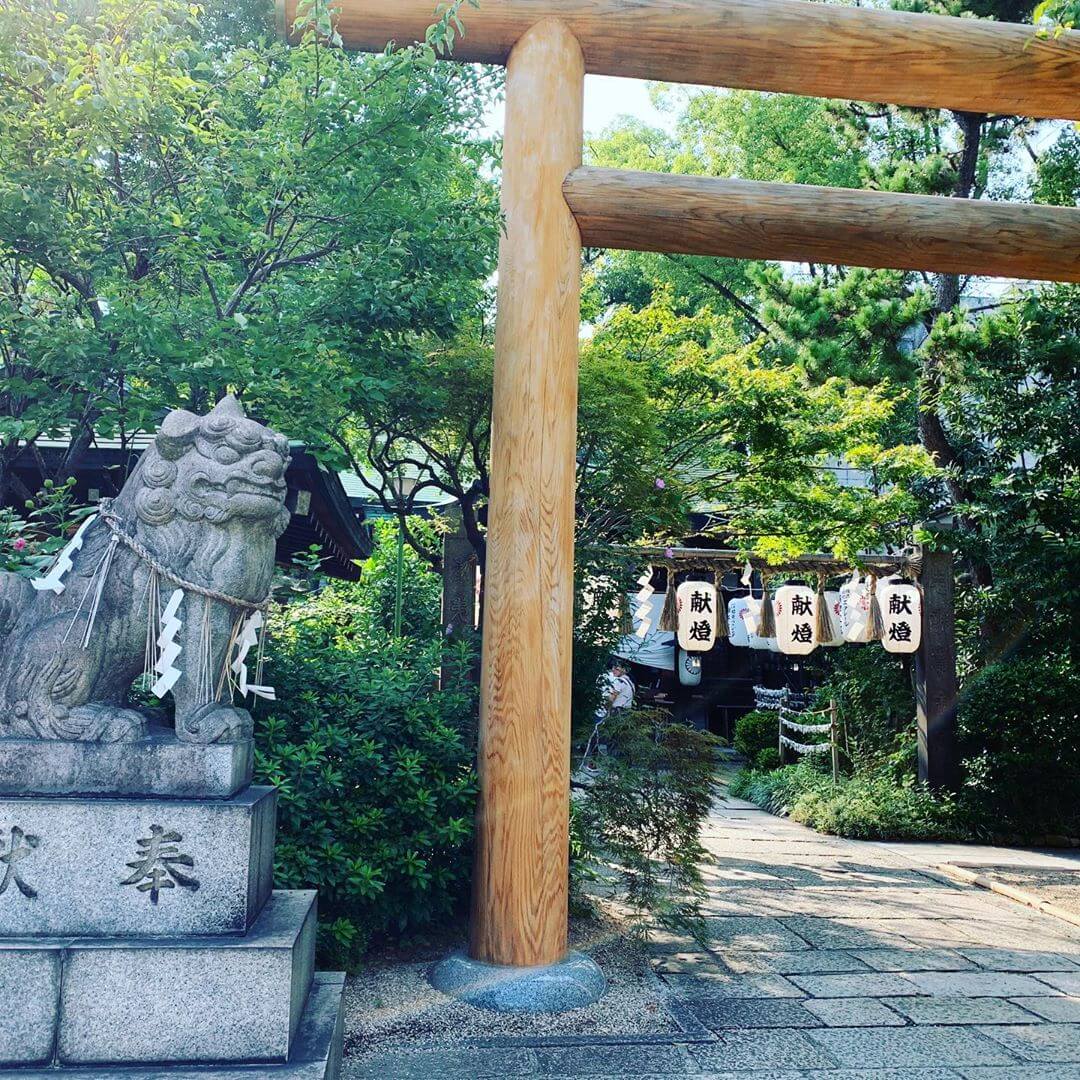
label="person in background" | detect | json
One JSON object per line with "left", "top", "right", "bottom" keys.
{"left": 579, "top": 660, "right": 636, "bottom": 775}
{"left": 600, "top": 660, "right": 635, "bottom": 717}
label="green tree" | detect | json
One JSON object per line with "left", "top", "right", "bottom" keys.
{"left": 0, "top": 0, "right": 499, "bottom": 501}
{"left": 584, "top": 0, "right": 1076, "bottom": 662}
{"left": 927, "top": 286, "right": 1080, "bottom": 660}
{"left": 347, "top": 292, "right": 932, "bottom": 571}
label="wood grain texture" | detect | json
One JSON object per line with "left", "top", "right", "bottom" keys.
{"left": 469, "top": 20, "right": 584, "bottom": 968}
{"left": 564, "top": 167, "right": 1080, "bottom": 283}
{"left": 277, "top": 0, "right": 1080, "bottom": 120}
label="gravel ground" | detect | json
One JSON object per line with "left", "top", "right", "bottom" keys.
{"left": 341, "top": 912, "right": 683, "bottom": 1066}
{"left": 983, "top": 867, "right": 1080, "bottom": 916}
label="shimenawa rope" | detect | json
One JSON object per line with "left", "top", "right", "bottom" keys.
{"left": 98, "top": 499, "right": 271, "bottom": 612}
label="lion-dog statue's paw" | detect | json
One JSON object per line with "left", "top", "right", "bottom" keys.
{"left": 62, "top": 703, "right": 149, "bottom": 743}
{"left": 178, "top": 702, "right": 254, "bottom": 744}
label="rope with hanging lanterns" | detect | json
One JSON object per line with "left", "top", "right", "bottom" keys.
{"left": 595, "top": 543, "right": 925, "bottom": 655}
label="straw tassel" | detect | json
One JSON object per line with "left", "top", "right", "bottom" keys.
{"left": 815, "top": 574, "right": 836, "bottom": 644}
{"left": 758, "top": 574, "right": 777, "bottom": 638}
{"left": 658, "top": 570, "right": 679, "bottom": 631}
{"left": 714, "top": 567, "right": 729, "bottom": 638}
{"left": 867, "top": 573, "right": 884, "bottom": 641}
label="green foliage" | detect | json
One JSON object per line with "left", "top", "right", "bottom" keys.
{"left": 814, "top": 646, "right": 916, "bottom": 773}
{"left": 959, "top": 655, "right": 1080, "bottom": 838}
{"left": 733, "top": 710, "right": 780, "bottom": 769}
{"left": 1035, "top": 0, "right": 1079, "bottom": 30}
{"left": 572, "top": 551, "right": 631, "bottom": 735}
{"left": 254, "top": 575, "right": 478, "bottom": 968}
{"left": 579, "top": 292, "right": 935, "bottom": 562}
{"left": 358, "top": 519, "right": 444, "bottom": 642}
{"left": 732, "top": 761, "right": 971, "bottom": 842}
{"left": 755, "top": 264, "right": 928, "bottom": 387}
{"left": 576, "top": 710, "right": 719, "bottom": 930}
{"left": 754, "top": 747, "right": 782, "bottom": 772}
{"left": 927, "top": 287, "right": 1080, "bottom": 664}
{"left": 0, "top": 479, "right": 92, "bottom": 575}
{"left": 0, "top": 0, "right": 499, "bottom": 498}
{"left": 1034, "top": 128, "right": 1080, "bottom": 206}
{"left": 671, "top": 91, "right": 867, "bottom": 190}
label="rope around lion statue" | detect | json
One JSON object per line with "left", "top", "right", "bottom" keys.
{"left": 31, "top": 498, "right": 275, "bottom": 704}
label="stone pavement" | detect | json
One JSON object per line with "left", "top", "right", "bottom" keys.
{"left": 345, "top": 794, "right": 1080, "bottom": 1078}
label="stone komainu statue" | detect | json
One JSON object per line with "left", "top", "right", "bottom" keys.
{"left": 0, "top": 397, "right": 290, "bottom": 744}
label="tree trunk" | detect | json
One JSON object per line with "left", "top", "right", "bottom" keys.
{"left": 922, "top": 110, "right": 999, "bottom": 640}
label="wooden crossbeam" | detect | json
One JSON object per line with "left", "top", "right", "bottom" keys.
{"left": 277, "top": 0, "right": 1080, "bottom": 120}
{"left": 563, "top": 168, "right": 1080, "bottom": 283}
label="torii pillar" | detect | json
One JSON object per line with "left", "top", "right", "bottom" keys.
{"left": 430, "top": 20, "right": 605, "bottom": 1010}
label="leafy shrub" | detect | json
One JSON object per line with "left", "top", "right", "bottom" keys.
{"left": 576, "top": 709, "right": 719, "bottom": 930}
{"left": 1, "top": 479, "right": 90, "bottom": 576}
{"left": 254, "top": 577, "right": 478, "bottom": 969}
{"left": 754, "top": 746, "right": 782, "bottom": 772}
{"left": 814, "top": 645, "right": 915, "bottom": 771}
{"left": 959, "top": 654, "right": 1080, "bottom": 838}
{"left": 359, "top": 518, "right": 445, "bottom": 642}
{"left": 734, "top": 709, "right": 779, "bottom": 767}
{"left": 732, "top": 761, "right": 971, "bottom": 841}
{"left": 571, "top": 552, "right": 628, "bottom": 737}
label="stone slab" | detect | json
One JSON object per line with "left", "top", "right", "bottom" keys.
{"left": 680, "top": 997, "right": 820, "bottom": 1030}
{"left": 979, "top": 1022, "right": 1080, "bottom": 1063}
{"left": 0, "top": 786, "right": 275, "bottom": 936}
{"left": 788, "top": 972, "right": 921, "bottom": 998}
{"left": 854, "top": 948, "right": 978, "bottom": 972}
{"left": 687, "top": 1029, "right": 838, "bottom": 1071}
{"left": 801, "top": 997, "right": 907, "bottom": 1027}
{"left": 962, "top": 1068, "right": 1080, "bottom": 1080}
{"left": 659, "top": 972, "right": 804, "bottom": 999}
{"left": 0, "top": 969, "right": 345, "bottom": 1078}
{"left": 717, "top": 949, "right": 871, "bottom": 975}
{"left": 535, "top": 1044, "right": 693, "bottom": 1073}
{"left": 883, "top": 995, "right": 1042, "bottom": 1025}
{"left": 348, "top": 1048, "right": 537, "bottom": 1079}
{"left": 701, "top": 916, "right": 811, "bottom": 952}
{"left": 0, "top": 725, "right": 253, "bottom": 799}
{"left": 903, "top": 971, "right": 1058, "bottom": 997}
{"left": 958, "top": 947, "right": 1080, "bottom": 972}
{"left": 1033, "top": 971, "right": 1080, "bottom": 993}
{"left": 1011, "top": 995, "right": 1080, "bottom": 1022}
{"left": 56, "top": 890, "right": 317, "bottom": 1065}
{"left": 806, "top": 1026, "right": 1019, "bottom": 1068}
{"left": 0, "top": 943, "right": 61, "bottom": 1065}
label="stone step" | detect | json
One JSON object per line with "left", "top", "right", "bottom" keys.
{"left": 0, "top": 723, "right": 253, "bottom": 800}
{"left": 0, "top": 786, "right": 275, "bottom": 936}
{"left": 0, "top": 971, "right": 345, "bottom": 1080}
{"left": 2, "top": 890, "right": 318, "bottom": 1068}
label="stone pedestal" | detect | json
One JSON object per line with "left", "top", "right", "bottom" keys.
{"left": 0, "top": 721, "right": 253, "bottom": 799}
{"left": 0, "top": 734, "right": 344, "bottom": 1077}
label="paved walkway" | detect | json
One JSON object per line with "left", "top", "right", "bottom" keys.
{"left": 345, "top": 794, "right": 1080, "bottom": 1078}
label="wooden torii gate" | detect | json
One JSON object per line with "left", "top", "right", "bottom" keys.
{"left": 279, "top": 0, "right": 1080, "bottom": 981}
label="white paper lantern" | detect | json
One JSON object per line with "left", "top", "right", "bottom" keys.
{"left": 819, "top": 590, "right": 844, "bottom": 647}
{"left": 878, "top": 578, "right": 922, "bottom": 654}
{"left": 774, "top": 584, "right": 818, "bottom": 656}
{"left": 840, "top": 573, "right": 873, "bottom": 642}
{"left": 676, "top": 580, "right": 718, "bottom": 652}
{"left": 677, "top": 649, "right": 703, "bottom": 686}
{"left": 727, "top": 596, "right": 752, "bottom": 646}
